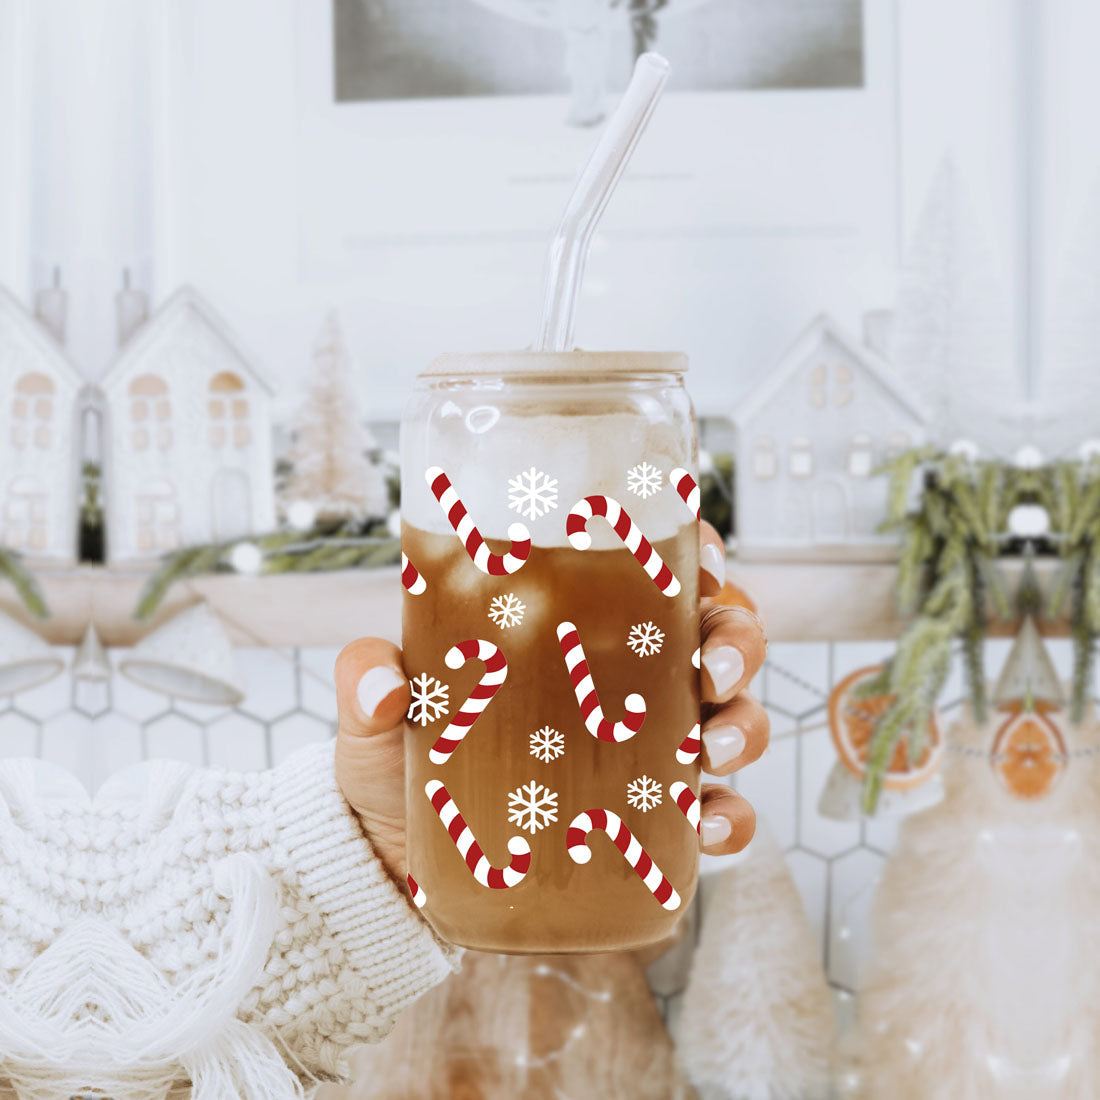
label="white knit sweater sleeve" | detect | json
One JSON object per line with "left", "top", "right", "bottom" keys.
{"left": 168, "top": 739, "right": 461, "bottom": 1081}
{"left": 0, "top": 744, "right": 459, "bottom": 1096}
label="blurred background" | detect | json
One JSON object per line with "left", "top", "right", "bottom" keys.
{"left": 3, "top": 1, "right": 1100, "bottom": 1097}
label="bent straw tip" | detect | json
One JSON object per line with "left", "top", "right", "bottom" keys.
{"left": 636, "top": 52, "right": 671, "bottom": 75}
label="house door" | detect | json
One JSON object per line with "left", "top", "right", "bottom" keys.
{"left": 212, "top": 469, "right": 251, "bottom": 541}
{"left": 811, "top": 479, "right": 849, "bottom": 544}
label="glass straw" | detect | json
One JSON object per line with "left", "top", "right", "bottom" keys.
{"left": 534, "top": 52, "right": 671, "bottom": 353}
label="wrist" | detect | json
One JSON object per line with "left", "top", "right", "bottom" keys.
{"left": 354, "top": 811, "right": 407, "bottom": 884}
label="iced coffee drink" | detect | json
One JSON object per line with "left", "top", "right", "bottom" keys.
{"left": 401, "top": 352, "right": 700, "bottom": 953}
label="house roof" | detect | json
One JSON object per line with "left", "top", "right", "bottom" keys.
{"left": 0, "top": 285, "right": 85, "bottom": 390}
{"left": 100, "top": 285, "right": 276, "bottom": 395}
{"left": 732, "top": 313, "right": 927, "bottom": 428}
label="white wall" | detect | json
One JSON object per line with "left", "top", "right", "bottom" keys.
{"left": 0, "top": 0, "right": 32, "bottom": 296}
{"left": 12, "top": 0, "right": 1048, "bottom": 421}
{"left": 151, "top": 0, "right": 902, "bottom": 421}
{"left": 24, "top": 0, "right": 156, "bottom": 372}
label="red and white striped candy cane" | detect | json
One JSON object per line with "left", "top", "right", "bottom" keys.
{"left": 566, "top": 496, "right": 680, "bottom": 597}
{"left": 429, "top": 639, "right": 508, "bottom": 764}
{"left": 406, "top": 872, "right": 427, "bottom": 908}
{"left": 425, "top": 466, "right": 531, "bottom": 575}
{"left": 670, "top": 781, "right": 701, "bottom": 835}
{"left": 556, "top": 621, "right": 646, "bottom": 742}
{"left": 675, "top": 722, "right": 701, "bottom": 765}
{"left": 669, "top": 468, "right": 700, "bottom": 520}
{"left": 566, "top": 808, "right": 680, "bottom": 911}
{"left": 401, "top": 553, "right": 427, "bottom": 595}
{"left": 425, "top": 779, "right": 531, "bottom": 889}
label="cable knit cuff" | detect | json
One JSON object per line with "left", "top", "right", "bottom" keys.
{"left": 271, "top": 741, "right": 459, "bottom": 1036}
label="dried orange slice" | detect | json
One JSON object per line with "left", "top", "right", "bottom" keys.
{"left": 827, "top": 665, "right": 943, "bottom": 791}
{"left": 991, "top": 707, "right": 1065, "bottom": 800}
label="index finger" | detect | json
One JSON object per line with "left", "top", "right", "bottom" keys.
{"left": 699, "top": 519, "right": 726, "bottom": 598}
{"left": 699, "top": 604, "right": 767, "bottom": 703}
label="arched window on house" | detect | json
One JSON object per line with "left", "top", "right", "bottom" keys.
{"left": 129, "top": 374, "right": 171, "bottom": 452}
{"left": 13, "top": 373, "right": 54, "bottom": 451}
{"left": 848, "top": 433, "right": 874, "bottom": 477}
{"left": 209, "top": 372, "right": 250, "bottom": 451}
{"left": 789, "top": 437, "right": 814, "bottom": 478}
{"left": 751, "top": 436, "right": 778, "bottom": 479}
{"left": 835, "top": 363, "right": 854, "bottom": 407}
{"left": 808, "top": 364, "right": 827, "bottom": 408}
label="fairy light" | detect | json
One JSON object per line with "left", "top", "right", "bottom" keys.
{"left": 286, "top": 500, "right": 317, "bottom": 531}
{"left": 1013, "top": 443, "right": 1043, "bottom": 469}
{"left": 948, "top": 438, "right": 980, "bottom": 461}
{"left": 1007, "top": 503, "right": 1049, "bottom": 537}
{"left": 229, "top": 541, "right": 263, "bottom": 575}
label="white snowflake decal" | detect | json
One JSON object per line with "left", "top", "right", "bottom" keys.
{"left": 627, "top": 621, "right": 665, "bottom": 658}
{"left": 626, "top": 775, "right": 663, "bottom": 813}
{"left": 627, "top": 462, "right": 664, "bottom": 500}
{"left": 508, "top": 466, "right": 559, "bottom": 521}
{"left": 529, "top": 725, "right": 565, "bottom": 763}
{"left": 407, "top": 673, "right": 449, "bottom": 727}
{"left": 488, "top": 593, "right": 526, "bottom": 629}
{"left": 507, "top": 780, "right": 559, "bottom": 834}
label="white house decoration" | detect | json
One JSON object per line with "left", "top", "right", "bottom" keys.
{"left": 101, "top": 287, "right": 276, "bottom": 563}
{"left": 0, "top": 288, "right": 83, "bottom": 562}
{"left": 733, "top": 314, "right": 928, "bottom": 558}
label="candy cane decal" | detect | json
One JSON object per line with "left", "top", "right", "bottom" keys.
{"left": 670, "top": 781, "right": 701, "bottom": 835}
{"left": 425, "top": 466, "right": 531, "bottom": 575}
{"left": 675, "top": 722, "right": 701, "bottom": 765}
{"left": 406, "top": 873, "right": 427, "bottom": 908}
{"left": 566, "top": 495, "right": 680, "bottom": 597}
{"left": 557, "top": 621, "right": 646, "bottom": 743}
{"left": 429, "top": 639, "right": 508, "bottom": 765}
{"left": 567, "top": 808, "right": 680, "bottom": 911}
{"left": 401, "top": 553, "right": 427, "bottom": 595}
{"left": 425, "top": 779, "right": 531, "bottom": 889}
{"left": 669, "top": 468, "right": 700, "bottom": 520}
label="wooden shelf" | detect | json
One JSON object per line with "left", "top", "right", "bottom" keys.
{"left": 2, "top": 556, "right": 1064, "bottom": 649}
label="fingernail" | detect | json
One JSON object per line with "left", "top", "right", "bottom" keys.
{"left": 703, "top": 725, "right": 746, "bottom": 769}
{"left": 356, "top": 666, "right": 405, "bottom": 718}
{"left": 701, "top": 814, "right": 732, "bottom": 847}
{"left": 701, "top": 644, "right": 745, "bottom": 696}
{"left": 701, "top": 543, "right": 726, "bottom": 589}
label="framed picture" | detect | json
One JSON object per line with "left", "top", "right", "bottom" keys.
{"left": 332, "top": 0, "right": 863, "bottom": 107}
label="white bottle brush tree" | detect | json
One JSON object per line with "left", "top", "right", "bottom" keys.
{"left": 284, "top": 311, "right": 388, "bottom": 523}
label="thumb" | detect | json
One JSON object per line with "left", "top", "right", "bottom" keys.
{"left": 333, "top": 639, "right": 409, "bottom": 829}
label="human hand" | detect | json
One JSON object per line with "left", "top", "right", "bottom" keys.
{"left": 334, "top": 521, "right": 769, "bottom": 883}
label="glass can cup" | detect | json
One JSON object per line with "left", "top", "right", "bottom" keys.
{"left": 401, "top": 351, "right": 700, "bottom": 953}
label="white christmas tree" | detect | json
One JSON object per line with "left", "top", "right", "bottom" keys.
{"left": 891, "top": 157, "right": 1021, "bottom": 456}
{"left": 283, "top": 311, "right": 388, "bottom": 521}
{"left": 675, "top": 826, "right": 834, "bottom": 1100}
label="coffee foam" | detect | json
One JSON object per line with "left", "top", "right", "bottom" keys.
{"left": 402, "top": 411, "right": 694, "bottom": 548}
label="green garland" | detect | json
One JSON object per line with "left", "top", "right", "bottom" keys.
{"left": 861, "top": 448, "right": 1100, "bottom": 812}
{"left": 133, "top": 455, "right": 737, "bottom": 620}
{"left": 1038, "top": 454, "right": 1100, "bottom": 719}
{"left": 0, "top": 549, "right": 49, "bottom": 621}
{"left": 134, "top": 519, "right": 398, "bottom": 620}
